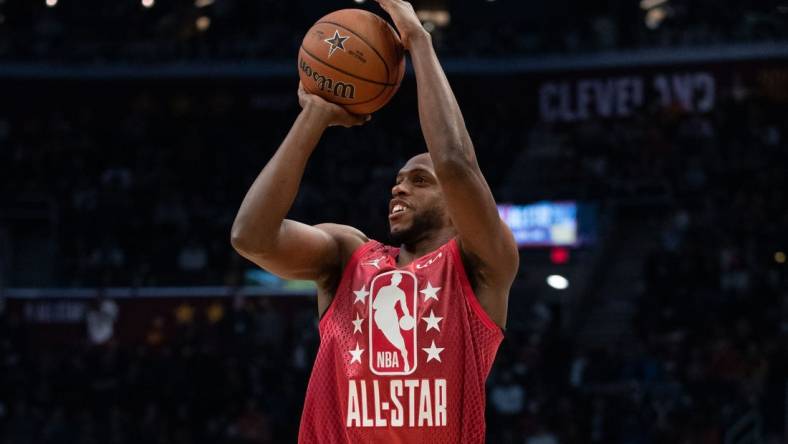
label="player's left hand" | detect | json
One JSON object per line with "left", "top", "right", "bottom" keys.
{"left": 374, "top": 0, "right": 430, "bottom": 50}
{"left": 298, "top": 82, "right": 370, "bottom": 128}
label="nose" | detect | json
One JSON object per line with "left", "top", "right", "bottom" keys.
{"left": 391, "top": 181, "right": 409, "bottom": 197}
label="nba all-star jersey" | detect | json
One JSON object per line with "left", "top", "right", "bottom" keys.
{"left": 298, "top": 239, "right": 504, "bottom": 444}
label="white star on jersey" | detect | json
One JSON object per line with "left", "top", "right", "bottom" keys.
{"left": 422, "top": 309, "right": 443, "bottom": 332}
{"left": 422, "top": 340, "right": 444, "bottom": 363}
{"left": 353, "top": 285, "right": 369, "bottom": 305}
{"left": 352, "top": 313, "right": 363, "bottom": 334}
{"left": 349, "top": 342, "right": 364, "bottom": 364}
{"left": 420, "top": 282, "right": 441, "bottom": 302}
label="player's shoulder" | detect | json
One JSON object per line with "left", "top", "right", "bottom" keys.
{"left": 314, "top": 223, "right": 369, "bottom": 253}
{"left": 313, "top": 224, "right": 370, "bottom": 294}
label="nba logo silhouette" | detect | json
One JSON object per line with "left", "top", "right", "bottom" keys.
{"left": 368, "top": 270, "right": 418, "bottom": 375}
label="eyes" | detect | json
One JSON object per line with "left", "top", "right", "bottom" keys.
{"left": 395, "top": 175, "right": 428, "bottom": 186}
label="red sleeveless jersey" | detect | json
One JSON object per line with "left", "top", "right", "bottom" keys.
{"left": 298, "top": 239, "right": 504, "bottom": 444}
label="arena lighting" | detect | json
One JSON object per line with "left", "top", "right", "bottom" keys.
{"left": 550, "top": 247, "right": 570, "bottom": 265}
{"left": 353, "top": 0, "right": 366, "bottom": 4}
{"left": 196, "top": 15, "right": 211, "bottom": 31}
{"left": 645, "top": 7, "right": 667, "bottom": 29}
{"left": 141, "top": 0, "right": 154, "bottom": 8}
{"left": 641, "top": 0, "right": 669, "bottom": 29}
{"left": 416, "top": 9, "right": 450, "bottom": 27}
{"left": 45, "top": 0, "right": 57, "bottom": 7}
{"left": 776, "top": 251, "right": 787, "bottom": 264}
{"left": 547, "top": 275, "right": 569, "bottom": 290}
{"left": 640, "top": 0, "right": 668, "bottom": 10}
{"left": 194, "top": 0, "right": 214, "bottom": 7}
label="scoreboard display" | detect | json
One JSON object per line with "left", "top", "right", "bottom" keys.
{"left": 497, "top": 202, "right": 579, "bottom": 247}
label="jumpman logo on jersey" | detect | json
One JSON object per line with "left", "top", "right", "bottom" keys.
{"left": 362, "top": 257, "right": 384, "bottom": 270}
{"left": 416, "top": 252, "right": 443, "bottom": 269}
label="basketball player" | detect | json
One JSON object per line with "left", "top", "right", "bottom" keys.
{"left": 230, "top": 0, "right": 518, "bottom": 441}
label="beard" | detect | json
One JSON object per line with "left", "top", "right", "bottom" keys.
{"left": 388, "top": 206, "right": 444, "bottom": 248}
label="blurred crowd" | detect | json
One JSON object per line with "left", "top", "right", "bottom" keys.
{"left": 1, "top": 74, "right": 786, "bottom": 443}
{"left": 5, "top": 75, "right": 784, "bottom": 287}
{"left": 0, "top": 296, "right": 319, "bottom": 443}
{"left": 0, "top": 0, "right": 785, "bottom": 62}
{"left": 0, "top": 78, "right": 524, "bottom": 287}
{"left": 485, "top": 89, "right": 788, "bottom": 442}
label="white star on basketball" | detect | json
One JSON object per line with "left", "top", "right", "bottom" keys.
{"left": 352, "top": 312, "right": 364, "bottom": 334}
{"left": 422, "top": 340, "right": 444, "bottom": 363}
{"left": 353, "top": 285, "right": 369, "bottom": 304}
{"left": 422, "top": 309, "right": 443, "bottom": 332}
{"left": 324, "top": 30, "right": 349, "bottom": 58}
{"left": 420, "top": 282, "right": 441, "bottom": 302}
{"left": 349, "top": 342, "right": 364, "bottom": 364}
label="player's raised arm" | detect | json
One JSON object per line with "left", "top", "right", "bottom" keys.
{"left": 230, "top": 84, "right": 369, "bottom": 292}
{"left": 375, "top": 1, "right": 519, "bottom": 303}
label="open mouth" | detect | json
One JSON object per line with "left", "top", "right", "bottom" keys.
{"left": 389, "top": 199, "right": 412, "bottom": 218}
{"left": 389, "top": 200, "right": 412, "bottom": 221}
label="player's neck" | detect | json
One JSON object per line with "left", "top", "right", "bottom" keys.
{"left": 396, "top": 226, "right": 455, "bottom": 267}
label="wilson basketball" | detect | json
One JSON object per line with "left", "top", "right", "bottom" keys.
{"left": 298, "top": 9, "right": 406, "bottom": 115}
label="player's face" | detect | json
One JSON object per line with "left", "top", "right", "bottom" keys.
{"left": 388, "top": 154, "right": 449, "bottom": 246}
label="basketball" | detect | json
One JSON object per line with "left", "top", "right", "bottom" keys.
{"left": 399, "top": 315, "right": 415, "bottom": 331}
{"left": 298, "top": 9, "right": 406, "bottom": 115}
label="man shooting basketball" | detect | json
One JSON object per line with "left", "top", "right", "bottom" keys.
{"left": 230, "top": 0, "right": 518, "bottom": 442}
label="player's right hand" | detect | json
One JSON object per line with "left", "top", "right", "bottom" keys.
{"left": 374, "top": 0, "right": 429, "bottom": 50}
{"left": 298, "top": 82, "right": 371, "bottom": 128}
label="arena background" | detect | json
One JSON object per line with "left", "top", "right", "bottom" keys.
{"left": 1, "top": 0, "right": 787, "bottom": 442}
